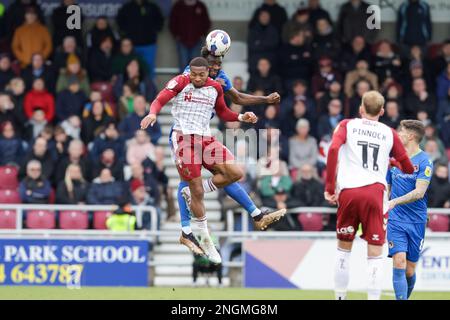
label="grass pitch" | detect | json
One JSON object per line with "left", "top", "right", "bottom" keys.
{"left": 0, "top": 286, "right": 449, "bottom": 300}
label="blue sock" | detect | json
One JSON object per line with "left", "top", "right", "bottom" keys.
{"left": 177, "top": 181, "right": 191, "bottom": 230}
{"left": 393, "top": 268, "right": 407, "bottom": 300}
{"left": 406, "top": 273, "right": 416, "bottom": 299}
{"left": 224, "top": 182, "right": 258, "bottom": 216}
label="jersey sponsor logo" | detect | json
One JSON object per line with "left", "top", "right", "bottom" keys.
{"left": 167, "top": 79, "right": 178, "bottom": 90}
{"left": 425, "top": 166, "right": 432, "bottom": 177}
{"left": 184, "top": 92, "right": 193, "bottom": 102}
{"left": 337, "top": 226, "right": 355, "bottom": 235}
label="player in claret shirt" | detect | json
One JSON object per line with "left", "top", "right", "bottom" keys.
{"left": 324, "top": 91, "right": 414, "bottom": 300}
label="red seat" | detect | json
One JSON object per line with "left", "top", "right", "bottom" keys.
{"left": 298, "top": 212, "right": 324, "bottom": 231}
{"left": 0, "top": 166, "right": 19, "bottom": 190}
{"left": 26, "top": 210, "right": 55, "bottom": 229}
{"left": 428, "top": 214, "right": 450, "bottom": 232}
{"left": 93, "top": 211, "right": 112, "bottom": 229}
{"left": 0, "top": 189, "right": 21, "bottom": 203}
{"left": 0, "top": 210, "right": 17, "bottom": 229}
{"left": 59, "top": 211, "right": 89, "bottom": 230}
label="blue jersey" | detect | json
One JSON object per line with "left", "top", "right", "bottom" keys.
{"left": 183, "top": 66, "right": 233, "bottom": 92}
{"left": 386, "top": 150, "right": 433, "bottom": 224}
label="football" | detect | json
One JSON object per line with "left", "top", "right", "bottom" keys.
{"left": 206, "top": 30, "right": 231, "bottom": 56}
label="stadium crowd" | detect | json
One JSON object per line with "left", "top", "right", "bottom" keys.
{"left": 0, "top": 0, "right": 448, "bottom": 231}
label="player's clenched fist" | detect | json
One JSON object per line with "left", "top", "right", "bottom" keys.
{"left": 266, "top": 92, "right": 281, "bottom": 104}
{"left": 324, "top": 191, "right": 337, "bottom": 205}
{"left": 140, "top": 114, "right": 157, "bottom": 129}
{"left": 239, "top": 112, "right": 258, "bottom": 123}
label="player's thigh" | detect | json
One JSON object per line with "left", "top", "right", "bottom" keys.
{"left": 405, "top": 223, "right": 426, "bottom": 263}
{"left": 172, "top": 133, "right": 203, "bottom": 181}
{"left": 202, "top": 137, "right": 235, "bottom": 169}
{"left": 387, "top": 222, "right": 408, "bottom": 259}
{"left": 358, "top": 183, "right": 386, "bottom": 246}
{"left": 336, "top": 189, "right": 360, "bottom": 242}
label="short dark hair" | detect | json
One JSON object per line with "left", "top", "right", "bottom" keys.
{"left": 189, "top": 57, "right": 209, "bottom": 69}
{"left": 400, "top": 120, "right": 425, "bottom": 143}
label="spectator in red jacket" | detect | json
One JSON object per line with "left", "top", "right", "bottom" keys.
{"left": 169, "top": 0, "right": 211, "bottom": 71}
{"left": 24, "top": 78, "right": 55, "bottom": 122}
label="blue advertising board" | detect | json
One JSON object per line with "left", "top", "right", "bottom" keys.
{"left": 0, "top": 239, "right": 149, "bottom": 287}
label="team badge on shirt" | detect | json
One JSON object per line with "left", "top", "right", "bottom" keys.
{"left": 425, "top": 166, "right": 432, "bottom": 177}
{"left": 167, "top": 79, "right": 178, "bottom": 90}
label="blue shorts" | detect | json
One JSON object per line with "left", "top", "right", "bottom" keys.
{"left": 387, "top": 220, "right": 426, "bottom": 263}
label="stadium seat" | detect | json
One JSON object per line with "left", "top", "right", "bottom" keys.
{"left": 222, "top": 62, "right": 249, "bottom": 88}
{"left": 0, "top": 210, "right": 17, "bottom": 229}
{"left": 428, "top": 214, "right": 450, "bottom": 232}
{"left": 0, "top": 189, "right": 21, "bottom": 203}
{"left": 26, "top": 210, "right": 56, "bottom": 229}
{"left": 298, "top": 213, "right": 324, "bottom": 231}
{"left": 0, "top": 166, "right": 19, "bottom": 190}
{"left": 59, "top": 211, "right": 89, "bottom": 230}
{"left": 93, "top": 211, "right": 112, "bottom": 229}
{"left": 223, "top": 41, "right": 247, "bottom": 62}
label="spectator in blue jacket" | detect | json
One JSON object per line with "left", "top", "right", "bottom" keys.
{"left": 19, "top": 160, "right": 52, "bottom": 204}
{"left": 0, "top": 121, "right": 26, "bottom": 166}
{"left": 90, "top": 122, "right": 126, "bottom": 163}
{"left": 119, "top": 95, "right": 161, "bottom": 144}
{"left": 55, "top": 76, "right": 87, "bottom": 122}
{"left": 397, "top": 0, "right": 432, "bottom": 51}
{"left": 436, "top": 63, "right": 450, "bottom": 101}
{"left": 87, "top": 167, "right": 125, "bottom": 205}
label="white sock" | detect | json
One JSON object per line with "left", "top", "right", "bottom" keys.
{"left": 193, "top": 216, "right": 209, "bottom": 237}
{"left": 334, "top": 248, "right": 351, "bottom": 300}
{"left": 250, "top": 208, "right": 262, "bottom": 218}
{"left": 367, "top": 255, "right": 384, "bottom": 300}
{"left": 182, "top": 226, "right": 192, "bottom": 234}
{"left": 202, "top": 178, "right": 218, "bottom": 193}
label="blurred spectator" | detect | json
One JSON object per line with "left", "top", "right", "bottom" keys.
{"left": 250, "top": 0, "right": 287, "bottom": 35}
{"left": 92, "top": 148, "right": 124, "bottom": 181}
{"left": 256, "top": 144, "right": 289, "bottom": 178}
{"left": 169, "top": 0, "right": 211, "bottom": 71}
{"left": 436, "top": 63, "right": 450, "bottom": 101}
{"left": 281, "top": 99, "right": 314, "bottom": 138}
{"left": 317, "top": 98, "right": 343, "bottom": 140}
{"left": 372, "top": 40, "right": 402, "bottom": 83}
{"left": 247, "top": 58, "right": 283, "bottom": 96}
{"left": 336, "top": 0, "right": 377, "bottom": 45}
{"left": 22, "top": 53, "right": 56, "bottom": 93}
{"left": 317, "top": 80, "right": 345, "bottom": 116}
{"left": 288, "top": 119, "right": 318, "bottom": 170}
{"left": 4, "top": 1, "right": 44, "bottom": 39}
{"left": 86, "top": 16, "right": 119, "bottom": 52}
{"left": 53, "top": 125, "right": 71, "bottom": 160}
{"left": 19, "top": 159, "right": 51, "bottom": 204}
{"left": 401, "top": 59, "right": 431, "bottom": 94}
{"left": 87, "top": 167, "right": 124, "bottom": 205}
{"left": 106, "top": 205, "right": 137, "bottom": 231}
{"left": 118, "top": 81, "right": 137, "bottom": 120}
{"left": 129, "top": 163, "right": 160, "bottom": 204}
{"left": 81, "top": 100, "right": 113, "bottom": 144}
{"left": 19, "top": 136, "right": 55, "bottom": 180}
{"left": 129, "top": 177, "right": 160, "bottom": 230}
{"left": 55, "top": 77, "right": 87, "bottom": 122}
{"left": 259, "top": 159, "right": 292, "bottom": 209}
{"left": 90, "top": 122, "right": 126, "bottom": 163}
{"left": 311, "top": 18, "right": 339, "bottom": 60}
{"left": 344, "top": 60, "right": 378, "bottom": 98}
{"left": 60, "top": 115, "right": 82, "bottom": 140}
{"left": 339, "top": 36, "right": 372, "bottom": 74}
{"left": 281, "top": 9, "right": 313, "bottom": 44}
{"left": 0, "top": 121, "right": 26, "bottom": 166}
{"left": 428, "top": 162, "right": 450, "bottom": 208}
{"left": 432, "top": 40, "right": 450, "bottom": 79}
{"left": 11, "top": 5, "right": 52, "bottom": 68}
{"left": 0, "top": 91, "right": 24, "bottom": 134}
{"left": 119, "top": 95, "right": 161, "bottom": 144}
{"left": 126, "top": 130, "right": 155, "bottom": 166}
{"left": 54, "top": 139, "right": 92, "bottom": 183}
{"left": 23, "top": 109, "right": 47, "bottom": 141}
{"left": 257, "top": 104, "right": 279, "bottom": 130}
{"left": 311, "top": 56, "right": 342, "bottom": 100}
{"left": 51, "top": 0, "right": 84, "bottom": 49}
{"left": 247, "top": 9, "right": 280, "bottom": 75}
{"left": 419, "top": 123, "right": 446, "bottom": 157}
{"left": 24, "top": 78, "right": 55, "bottom": 122}
{"left": 404, "top": 77, "right": 436, "bottom": 120}
{"left": 56, "top": 53, "right": 90, "bottom": 96}
{"left": 53, "top": 36, "right": 84, "bottom": 73}
{"left": 5, "top": 77, "right": 26, "bottom": 121}
{"left": 112, "top": 38, "right": 148, "bottom": 76}
{"left": 88, "top": 35, "right": 114, "bottom": 82}
{"left": 280, "top": 80, "right": 315, "bottom": 118}
{"left": 113, "top": 59, "right": 157, "bottom": 101}
{"left": 381, "top": 99, "right": 403, "bottom": 129}
{"left": 287, "top": 163, "right": 327, "bottom": 207}
{"left": 0, "top": 54, "right": 14, "bottom": 91}
{"left": 346, "top": 79, "right": 372, "bottom": 118}
{"left": 55, "top": 163, "right": 89, "bottom": 204}
{"left": 307, "top": 0, "right": 333, "bottom": 34}
{"left": 279, "top": 30, "right": 313, "bottom": 89}
{"left": 397, "top": 0, "right": 432, "bottom": 51}
{"left": 82, "top": 90, "right": 115, "bottom": 119}
{"left": 424, "top": 138, "right": 448, "bottom": 164}
{"left": 117, "top": 0, "right": 165, "bottom": 79}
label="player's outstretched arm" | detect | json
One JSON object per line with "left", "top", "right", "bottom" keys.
{"left": 226, "top": 88, "right": 281, "bottom": 105}
{"left": 388, "top": 180, "right": 429, "bottom": 210}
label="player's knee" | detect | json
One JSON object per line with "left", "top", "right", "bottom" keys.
{"left": 406, "top": 265, "right": 416, "bottom": 278}
{"left": 189, "top": 184, "right": 204, "bottom": 200}
{"left": 393, "top": 254, "right": 407, "bottom": 269}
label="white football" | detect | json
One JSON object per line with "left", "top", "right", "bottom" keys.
{"left": 206, "top": 30, "right": 231, "bottom": 57}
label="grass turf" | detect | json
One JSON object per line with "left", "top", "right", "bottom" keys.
{"left": 0, "top": 286, "right": 449, "bottom": 300}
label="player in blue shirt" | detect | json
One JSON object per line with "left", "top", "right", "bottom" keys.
{"left": 174, "top": 45, "right": 285, "bottom": 255}
{"left": 386, "top": 120, "right": 433, "bottom": 300}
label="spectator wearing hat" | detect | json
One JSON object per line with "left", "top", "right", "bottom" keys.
{"left": 0, "top": 121, "right": 26, "bottom": 166}
{"left": 129, "top": 177, "right": 160, "bottom": 230}
{"left": 21, "top": 53, "right": 56, "bottom": 93}
{"left": 0, "top": 54, "right": 15, "bottom": 91}
{"left": 53, "top": 36, "right": 84, "bottom": 73}
{"left": 87, "top": 167, "right": 124, "bottom": 205}
{"left": 281, "top": 9, "right": 313, "bottom": 44}
{"left": 56, "top": 53, "right": 90, "bottom": 96}
{"left": 289, "top": 119, "right": 318, "bottom": 171}
{"left": 19, "top": 159, "right": 52, "bottom": 204}
{"left": 11, "top": 5, "right": 52, "bottom": 68}
{"left": 55, "top": 76, "right": 88, "bottom": 122}
{"left": 339, "top": 36, "right": 372, "bottom": 75}
{"left": 311, "top": 56, "right": 342, "bottom": 101}
{"left": 55, "top": 163, "right": 89, "bottom": 204}
{"left": 23, "top": 78, "right": 55, "bottom": 122}
{"left": 317, "top": 98, "right": 343, "bottom": 140}
{"left": 344, "top": 60, "right": 378, "bottom": 98}
{"left": 247, "top": 58, "right": 283, "bottom": 97}
{"left": 381, "top": 99, "right": 403, "bottom": 129}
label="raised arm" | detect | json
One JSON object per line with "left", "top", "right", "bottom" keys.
{"left": 215, "top": 85, "right": 257, "bottom": 123}
{"left": 225, "top": 87, "right": 280, "bottom": 106}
